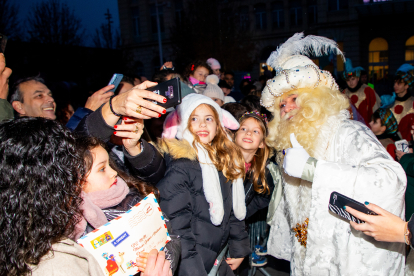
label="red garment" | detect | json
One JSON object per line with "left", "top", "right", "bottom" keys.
{"left": 106, "top": 259, "right": 118, "bottom": 275}
{"left": 245, "top": 162, "right": 251, "bottom": 172}
{"left": 356, "top": 86, "right": 377, "bottom": 126}
{"left": 398, "top": 114, "right": 414, "bottom": 141}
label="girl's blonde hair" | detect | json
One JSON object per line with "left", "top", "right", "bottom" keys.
{"left": 188, "top": 104, "right": 245, "bottom": 181}
{"left": 266, "top": 86, "right": 349, "bottom": 156}
{"left": 237, "top": 115, "right": 270, "bottom": 194}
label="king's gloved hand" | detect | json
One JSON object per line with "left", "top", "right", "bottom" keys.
{"left": 283, "top": 133, "right": 310, "bottom": 178}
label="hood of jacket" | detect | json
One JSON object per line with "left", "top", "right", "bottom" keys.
{"left": 157, "top": 138, "right": 198, "bottom": 161}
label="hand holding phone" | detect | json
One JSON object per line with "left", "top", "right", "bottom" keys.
{"left": 329, "top": 192, "right": 377, "bottom": 224}
{"left": 107, "top": 74, "right": 123, "bottom": 93}
{"left": 146, "top": 77, "right": 182, "bottom": 109}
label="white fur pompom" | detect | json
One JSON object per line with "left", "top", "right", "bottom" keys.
{"left": 206, "top": 74, "right": 219, "bottom": 85}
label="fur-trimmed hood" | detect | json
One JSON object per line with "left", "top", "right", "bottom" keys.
{"left": 157, "top": 138, "right": 197, "bottom": 161}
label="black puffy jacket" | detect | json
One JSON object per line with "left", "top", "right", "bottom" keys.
{"left": 156, "top": 139, "right": 251, "bottom": 276}
{"left": 244, "top": 161, "right": 276, "bottom": 219}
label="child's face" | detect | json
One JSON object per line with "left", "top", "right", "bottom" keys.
{"left": 346, "top": 76, "right": 359, "bottom": 89}
{"left": 191, "top": 66, "right": 209, "bottom": 83}
{"left": 235, "top": 118, "right": 264, "bottom": 153}
{"left": 394, "top": 80, "right": 409, "bottom": 95}
{"left": 83, "top": 146, "right": 118, "bottom": 193}
{"left": 210, "top": 97, "right": 224, "bottom": 107}
{"left": 369, "top": 118, "right": 386, "bottom": 135}
{"left": 221, "top": 87, "right": 230, "bottom": 96}
{"left": 190, "top": 105, "right": 218, "bottom": 144}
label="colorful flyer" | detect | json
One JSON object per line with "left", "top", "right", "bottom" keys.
{"left": 77, "top": 193, "right": 170, "bottom": 276}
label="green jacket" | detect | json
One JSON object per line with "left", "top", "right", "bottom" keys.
{"left": 399, "top": 153, "right": 414, "bottom": 221}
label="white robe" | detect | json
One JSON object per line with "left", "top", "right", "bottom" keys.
{"left": 267, "top": 110, "right": 406, "bottom": 276}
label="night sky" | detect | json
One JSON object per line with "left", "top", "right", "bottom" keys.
{"left": 17, "top": 0, "right": 121, "bottom": 47}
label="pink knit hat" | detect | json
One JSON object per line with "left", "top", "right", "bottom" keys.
{"left": 207, "top": 58, "right": 221, "bottom": 70}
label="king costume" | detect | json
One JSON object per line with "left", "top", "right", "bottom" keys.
{"left": 261, "top": 33, "right": 406, "bottom": 276}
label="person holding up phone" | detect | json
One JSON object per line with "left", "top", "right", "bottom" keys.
{"left": 75, "top": 81, "right": 167, "bottom": 185}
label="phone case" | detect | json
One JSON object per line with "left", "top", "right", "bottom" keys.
{"left": 107, "top": 74, "right": 124, "bottom": 93}
{"left": 395, "top": 139, "right": 409, "bottom": 153}
{"left": 328, "top": 191, "right": 377, "bottom": 224}
{"left": 146, "top": 78, "right": 182, "bottom": 109}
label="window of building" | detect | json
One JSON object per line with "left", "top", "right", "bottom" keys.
{"left": 308, "top": 0, "right": 317, "bottom": 24}
{"left": 290, "top": 0, "right": 302, "bottom": 27}
{"left": 406, "top": 36, "right": 414, "bottom": 64}
{"left": 271, "top": 1, "right": 284, "bottom": 29}
{"left": 239, "top": 6, "right": 250, "bottom": 31}
{"left": 254, "top": 4, "right": 267, "bottom": 30}
{"left": 132, "top": 7, "right": 140, "bottom": 38}
{"left": 175, "top": 0, "right": 183, "bottom": 25}
{"left": 150, "top": 4, "right": 165, "bottom": 35}
{"left": 328, "top": 0, "right": 349, "bottom": 11}
{"left": 368, "top": 37, "right": 388, "bottom": 80}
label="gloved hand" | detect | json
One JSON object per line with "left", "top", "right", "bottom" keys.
{"left": 283, "top": 133, "right": 310, "bottom": 178}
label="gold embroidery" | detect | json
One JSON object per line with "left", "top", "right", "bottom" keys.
{"left": 292, "top": 218, "right": 309, "bottom": 247}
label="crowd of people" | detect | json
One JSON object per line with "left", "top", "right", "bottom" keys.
{"left": 1, "top": 32, "right": 414, "bottom": 276}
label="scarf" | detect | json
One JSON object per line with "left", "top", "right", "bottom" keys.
{"left": 70, "top": 176, "right": 129, "bottom": 241}
{"left": 182, "top": 129, "right": 246, "bottom": 226}
{"left": 189, "top": 76, "right": 206, "bottom": 86}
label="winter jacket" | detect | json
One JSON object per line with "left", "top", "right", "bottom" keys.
{"left": 66, "top": 107, "right": 93, "bottom": 131}
{"left": 74, "top": 104, "right": 166, "bottom": 185}
{"left": 156, "top": 139, "right": 251, "bottom": 276}
{"left": 30, "top": 239, "right": 104, "bottom": 276}
{"left": 83, "top": 187, "right": 181, "bottom": 274}
{"left": 244, "top": 161, "right": 276, "bottom": 219}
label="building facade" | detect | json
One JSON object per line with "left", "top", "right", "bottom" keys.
{"left": 118, "top": 0, "right": 414, "bottom": 91}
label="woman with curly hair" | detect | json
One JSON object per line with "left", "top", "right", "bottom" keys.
{"left": 0, "top": 117, "right": 173, "bottom": 276}
{"left": 0, "top": 117, "right": 99, "bottom": 276}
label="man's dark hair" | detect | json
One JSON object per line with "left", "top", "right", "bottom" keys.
{"left": 218, "top": 79, "right": 231, "bottom": 89}
{"left": 240, "top": 95, "right": 261, "bottom": 112}
{"left": 121, "top": 75, "right": 135, "bottom": 86}
{"left": 10, "top": 76, "right": 46, "bottom": 103}
{"left": 224, "top": 71, "right": 234, "bottom": 77}
{"left": 222, "top": 102, "right": 248, "bottom": 121}
{"left": 152, "top": 69, "right": 177, "bottom": 83}
{"left": 0, "top": 117, "right": 85, "bottom": 276}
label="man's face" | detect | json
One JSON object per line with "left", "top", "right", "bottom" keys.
{"left": 14, "top": 80, "right": 56, "bottom": 120}
{"left": 394, "top": 80, "right": 409, "bottom": 95}
{"left": 346, "top": 76, "right": 359, "bottom": 89}
{"left": 279, "top": 94, "right": 299, "bottom": 120}
{"left": 224, "top": 74, "right": 234, "bottom": 87}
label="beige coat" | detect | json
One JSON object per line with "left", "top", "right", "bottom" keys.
{"left": 31, "top": 239, "right": 104, "bottom": 276}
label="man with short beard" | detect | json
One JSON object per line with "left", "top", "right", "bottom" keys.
{"left": 262, "top": 33, "right": 406, "bottom": 276}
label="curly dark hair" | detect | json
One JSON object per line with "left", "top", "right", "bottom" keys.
{"left": 182, "top": 60, "right": 212, "bottom": 80}
{"left": 0, "top": 117, "right": 85, "bottom": 276}
{"left": 75, "top": 136, "right": 158, "bottom": 199}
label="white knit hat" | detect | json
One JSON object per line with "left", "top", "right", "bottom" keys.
{"left": 261, "top": 32, "right": 344, "bottom": 112}
{"left": 163, "top": 93, "right": 246, "bottom": 225}
{"left": 203, "top": 75, "right": 225, "bottom": 102}
{"left": 206, "top": 58, "right": 221, "bottom": 70}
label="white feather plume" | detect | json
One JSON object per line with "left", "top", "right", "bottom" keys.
{"left": 267, "top": 32, "right": 345, "bottom": 70}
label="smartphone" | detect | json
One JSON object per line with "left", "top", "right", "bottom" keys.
{"left": 395, "top": 139, "right": 409, "bottom": 153}
{"left": 107, "top": 73, "right": 123, "bottom": 93}
{"left": 0, "top": 34, "right": 7, "bottom": 53}
{"left": 329, "top": 191, "right": 377, "bottom": 224}
{"left": 146, "top": 77, "right": 182, "bottom": 109}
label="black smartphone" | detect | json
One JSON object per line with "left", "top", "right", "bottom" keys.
{"left": 107, "top": 73, "right": 123, "bottom": 93}
{"left": 329, "top": 191, "right": 377, "bottom": 224}
{"left": 0, "top": 34, "right": 7, "bottom": 53}
{"left": 146, "top": 77, "right": 182, "bottom": 109}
